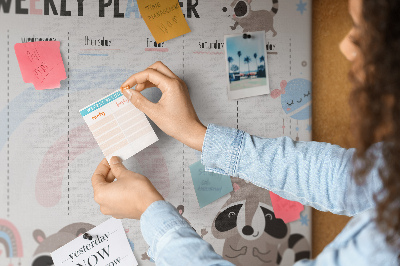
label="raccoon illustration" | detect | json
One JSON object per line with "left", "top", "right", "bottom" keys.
{"left": 212, "top": 177, "right": 310, "bottom": 265}
{"left": 31, "top": 223, "right": 95, "bottom": 266}
{"left": 223, "top": 0, "right": 279, "bottom": 37}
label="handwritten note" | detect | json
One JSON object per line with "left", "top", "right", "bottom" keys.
{"left": 269, "top": 191, "right": 304, "bottom": 224}
{"left": 189, "top": 161, "right": 233, "bottom": 208}
{"left": 51, "top": 218, "right": 138, "bottom": 266}
{"left": 14, "top": 41, "right": 66, "bottom": 90}
{"left": 79, "top": 90, "right": 158, "bottom": 162}
{"left": 137, "top": 0, "right": 191, "bottom": 43}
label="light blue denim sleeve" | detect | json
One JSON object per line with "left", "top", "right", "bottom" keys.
{"left": 201, "top": 124, "right": 383, "bottom": 216}
{"left": 140, "top": 200, "right": 234, "bottom": 266}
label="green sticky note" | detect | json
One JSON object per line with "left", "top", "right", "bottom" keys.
{"left": 189, "top": 160, "right": 233, "bottom": 208}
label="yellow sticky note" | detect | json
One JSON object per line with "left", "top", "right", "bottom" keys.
{"left": 137, "top": 0, "right": 191, "bottom": 43}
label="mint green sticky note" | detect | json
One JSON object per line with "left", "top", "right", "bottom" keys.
{"left": 189, "top": 160, "right": 233, "bottom": 208}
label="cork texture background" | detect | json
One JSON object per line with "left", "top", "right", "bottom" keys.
{"left": 312, "top": 0, "right": 354, "bottom": 257}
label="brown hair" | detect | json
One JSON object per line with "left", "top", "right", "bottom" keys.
{"left": 350, "top": 0, "right": 400, "bottom": 250}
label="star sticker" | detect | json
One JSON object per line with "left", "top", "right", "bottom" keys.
{"left": 296, "top": 0, "right": 307, "bottom": 15}
{"left": 306, "top": 124, "right": 312, "bottom": 132}
{"left": 300, "top": 213, "right": 309, "bottom": 226}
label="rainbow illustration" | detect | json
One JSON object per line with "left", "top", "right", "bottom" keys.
{"left": 0, "top": 219, "right": 23, "bottom": 258}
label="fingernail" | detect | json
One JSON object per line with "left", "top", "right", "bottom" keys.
{"left": 124, "top": 89, "right": 133, "bottom": 100}
{"left": 110, "top": 156, "right": 122, "bottom": 165}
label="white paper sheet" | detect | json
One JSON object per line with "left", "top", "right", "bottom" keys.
{"left": 79, "top": 90, "right": 158, "bottom": 162}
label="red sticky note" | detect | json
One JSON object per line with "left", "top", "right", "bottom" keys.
{"left": 14, "top": 41, "right": 66, "bottom": 90}
{"left": 269, "top": 191, "right": 304, "bottom": 224}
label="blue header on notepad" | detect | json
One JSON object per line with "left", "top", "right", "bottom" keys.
{"left": 80, "top": 91, "right": 122, "bottom": 117}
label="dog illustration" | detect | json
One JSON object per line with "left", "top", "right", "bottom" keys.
{"left": 223, "top": 0, "right": 279, "bottom": 37}
{"left": 31, "top": 223, "right": 95, "bottom": 266}
{"left": 211, "top": 177, "right": 310, "bottom": 265}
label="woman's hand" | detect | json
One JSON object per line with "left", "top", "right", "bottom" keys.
{"left": 120, "top": 61, "right": 206, "bottom": 151}
{"left": 91, "top": 157, "right": 164, "bottom": 219}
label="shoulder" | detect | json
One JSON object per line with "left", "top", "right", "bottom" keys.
{"left": 323, "top": 210, "right": 399, "bottom": 265}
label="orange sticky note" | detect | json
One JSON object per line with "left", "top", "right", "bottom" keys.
{"left": 137, "top": 0, "right": 191, "bottom": 43}
{"left": 269, "top": 191, "right": 304, "bottom": 224}
{"left": 14, "top": 41, "right": 66, "bottom": 90}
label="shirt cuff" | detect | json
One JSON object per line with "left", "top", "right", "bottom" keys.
{"left": 140, "top": 200, "right": 191, "bottom": 261}
{"left": 201, "top": 124, "right": 245, "bottom": 176}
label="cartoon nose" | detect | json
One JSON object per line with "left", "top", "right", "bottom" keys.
{"left": 242, "top": 225, "right": 254, "bottom": 236}
{"left": 287, "top": 108, "right": 291, "bottom": 111}
{"left": 222, "top": 7, "right": 227, "bottom": 12}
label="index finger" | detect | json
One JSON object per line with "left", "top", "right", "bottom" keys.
{"left": 121, "top": 69, "right": 173, "bottom": 93}
{"left": 91, "top": 159, "right": 111, "bottom": 189}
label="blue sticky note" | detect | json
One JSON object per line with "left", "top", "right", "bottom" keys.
{"left": 189, "top": 160, "right": 233, "bottom": 208}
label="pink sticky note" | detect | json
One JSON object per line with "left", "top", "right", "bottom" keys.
{"left": 14, "top": 41, "right": 66, "bottom": 90}
{"left": 269, "top": 191, "right": 304, "bottom": 224}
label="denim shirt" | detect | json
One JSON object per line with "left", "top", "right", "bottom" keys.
{"left": 140, "top": 124, "right": 399, "bottom": 265}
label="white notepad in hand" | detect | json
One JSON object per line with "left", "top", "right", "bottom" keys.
{"left": 79, "top": 90, "right": 158, "bottom": 162}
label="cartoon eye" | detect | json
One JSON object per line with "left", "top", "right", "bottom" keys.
{"left": 297, "top": 98, "right": 302, "bottom": 103}
{"left": 265, "top": 213, "right": 273, "bottom": 220}
{"left": 304, "top": 91, "right": 310, "bottom": 97}
{"left": 228, "top": 211, "right": 236, "bottom": 218}
{"left": 287, "top": 100, "right": 294, "bottom": 106}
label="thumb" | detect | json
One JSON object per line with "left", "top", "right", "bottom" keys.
{"left": 109, "top": 156, "right": 129, "bottom": 178}
{"left": 122, "top": 89, "right": 155, "bottom": 116}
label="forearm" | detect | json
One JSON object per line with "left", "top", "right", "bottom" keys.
{"left": 140, "top": 200, "right": 233, "bottom": 265}
{"left": 201, "top": 124, "right": 381, "bottom": 216}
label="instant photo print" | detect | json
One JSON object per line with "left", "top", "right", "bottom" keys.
{"left": 224, "top": 31, "right": 270, "bottom": 100}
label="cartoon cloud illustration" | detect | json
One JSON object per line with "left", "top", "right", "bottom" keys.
{"left": 280, "top": 78, "right": 311, "bottom": 120}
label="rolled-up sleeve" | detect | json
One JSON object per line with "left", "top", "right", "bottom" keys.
{"left": 140, "top": 200, "right": 234, "bottom": 265}
{"left": 201, "top": 124, "right": 383, "bottom": 216}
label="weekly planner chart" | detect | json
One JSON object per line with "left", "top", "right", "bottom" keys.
{"left": 0, "top": 0, "right": 312, "bottom": 265}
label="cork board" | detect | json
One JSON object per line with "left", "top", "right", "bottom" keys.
{"left": 312, "top": 0, "right": 353, "bottom": 257}
{"left": 0, "top": 1, "right": 313, "bottom": 265}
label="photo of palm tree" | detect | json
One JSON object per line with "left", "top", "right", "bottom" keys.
{"left": 225, "top": 31, "right": 268, "bottom": 96}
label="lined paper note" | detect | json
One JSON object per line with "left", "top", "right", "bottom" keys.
{"left": 80, "top": 90, "right": 158, "bottom": 162}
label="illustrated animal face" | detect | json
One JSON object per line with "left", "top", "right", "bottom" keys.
{"left": 212, "top": 178, "right": 290, "bottom": 242}
{"left": 32, "top": 223, "right": 95, "bottom": 266}
{"left": 280, "top": 78, "right": 312, "bottom": 120}
{"left": 211, "top": 178, "right": 291, "bottom": 265}
{"left": 214, "top": 201, "right": 288, "bottom": 242}
{"left": 231, "top": 0, "right": 251, "bottom": 19}
{"left": 211, "top": 178, "right": 311, "bottom": 265}
{"left": 222, "top": 0, "right": 279, "bottom": 36}
{"left": 221, "top": 0, "right": 253, "bottom": 21}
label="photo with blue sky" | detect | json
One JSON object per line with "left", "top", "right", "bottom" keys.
{"left": 226, "top": 31, "right": 267, "bottom": 91}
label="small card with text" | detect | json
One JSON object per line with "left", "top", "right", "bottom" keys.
{"left": 79, "top": 89, "right": 158, "bottom": 163}
{"left": 137, "top": 0, "right": 191, "bottom": 43}
{"left": 189, "top": 160, "right": 233, "bottom": 208}
{"left": 51, "top": 218, "right": 138, "bottom": 266}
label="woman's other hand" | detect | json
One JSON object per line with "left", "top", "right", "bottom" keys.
{"left": 91, "top": 157, "right": 164, "bottom": 219}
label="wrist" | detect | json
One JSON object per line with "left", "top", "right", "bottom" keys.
{"left": 188, "top": 123, "right": 207, "bottom": 151}
{"left": 139, "top": 197, "right": 164, "bottom": 219}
